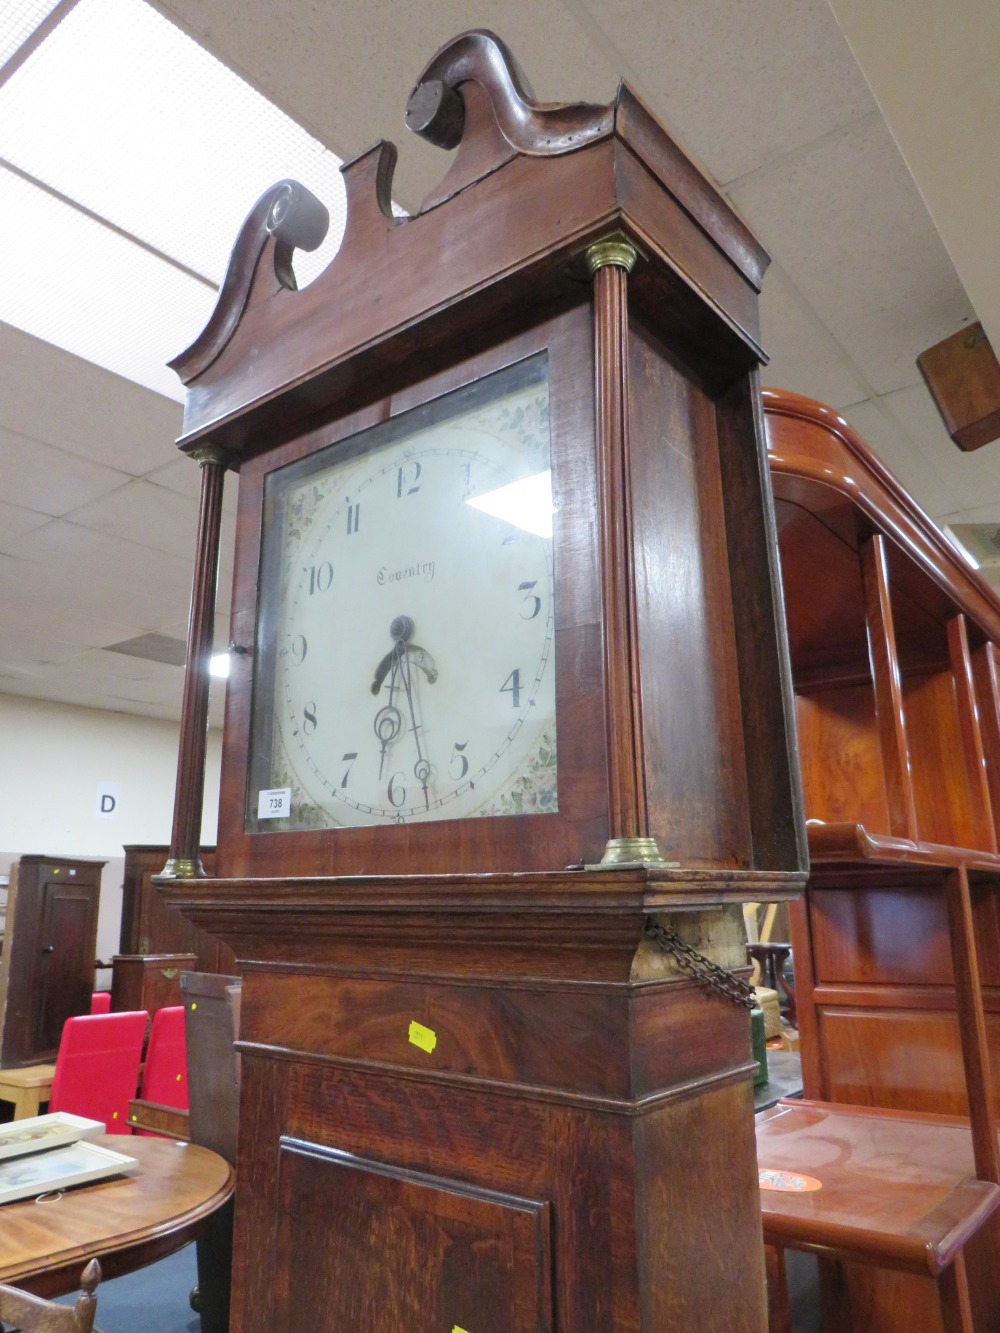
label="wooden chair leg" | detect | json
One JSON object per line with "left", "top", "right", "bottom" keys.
{"left": 939, "top": 1251, "right": 975, "bottom": 1333}
{"left": 764, "top": 1244, "right": 792, "bottom": 1333}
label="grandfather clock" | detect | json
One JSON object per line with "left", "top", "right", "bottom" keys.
{"left": 162, "top": 31, "right": 806, "bottom": 1331}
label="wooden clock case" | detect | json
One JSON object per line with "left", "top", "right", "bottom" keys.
{"left": 162, "top": 32, "right": 806, "bottom": 1331}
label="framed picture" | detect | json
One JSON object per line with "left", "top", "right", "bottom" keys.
{"left": 0, "top": 1112, "right": 104, "bottom": 1163}
{"left": 0, "top": 1140, "right": 136, "bottom": 1205}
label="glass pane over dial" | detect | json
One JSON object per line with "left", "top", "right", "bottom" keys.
{"left": 248, "top": 354, "right": 557, "bottom": 831}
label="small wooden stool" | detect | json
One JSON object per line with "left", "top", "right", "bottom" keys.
{"left": 0, "top": 1064, "right": 56, "bottom": 1119}
{"left": 757, "top": 1099, "right": 1000, "bottom": 1333}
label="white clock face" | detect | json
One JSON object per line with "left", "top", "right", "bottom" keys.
{"left": 248, "top": 355, "right": 558, "bottom": 831}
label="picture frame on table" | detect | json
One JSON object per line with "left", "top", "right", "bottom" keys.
{"left": 0, "top": 1112, "right": 104, "bottom": 1162}
{"left": 0, "top": 1139, "right": 137, "bottom": 1205}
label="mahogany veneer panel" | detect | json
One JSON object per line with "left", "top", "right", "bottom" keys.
{"left": 773, "top": 498, "right": 869, "bottom": 682}
{"left": 810, "top": 887, "right": 953, "bottom": 987}
{"left": 238, "top": 970, "right": 749, "bottom": 1102}
{"left": 795, "top": 687, "right": 891, "bottom": 831}
{"left": 628, "top": 319, "right": 751, "bottom": 868}
{"left": 814, "top": 1007, "right": 1000, "bottom": 1117}
{"left": 273, "top": 1140, "right": 551, "bottom": 1332}
{"left": 903, "top": 669, "right": 982, "bottom": 849}
{"left": 232, "top": 1050, "right": 766, "bottom": 1333}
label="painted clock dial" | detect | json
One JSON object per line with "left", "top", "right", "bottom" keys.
{"left": 248, "top": 354, "right": 558, "bottom": 831}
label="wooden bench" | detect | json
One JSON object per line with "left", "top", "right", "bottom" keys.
{"left": 757, "top": 1099, "right": 1000, "bottom": 1332}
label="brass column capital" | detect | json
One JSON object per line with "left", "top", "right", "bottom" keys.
{"left": 189, "top": 444, "right": 232, "bottom": 470}
{"left": 585, "top": 231, "right": 641, "bottom": 276}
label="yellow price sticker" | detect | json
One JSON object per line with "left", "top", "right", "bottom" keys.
{"left": 408, "top": 1020, "right": 437, "bottom": 1054}
{"left": 452, "top": 1327, "right": 471, "bottom": 1333}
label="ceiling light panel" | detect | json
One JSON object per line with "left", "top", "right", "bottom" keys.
{"left": 0, "top": 163, "right": 216, "bottom": 400}
{"left": 0, "top": 0, "right": 64, "bottom": 70}
{"left": 0, "top": 0, "right": 347, "bottom": 287}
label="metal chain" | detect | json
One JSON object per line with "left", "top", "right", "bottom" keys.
{"left": 645, "top": 918, "right": 755, "bottom": 1010}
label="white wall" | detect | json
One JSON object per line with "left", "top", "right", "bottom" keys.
{"left": 0, "top": 695, "right": 222, "bottom": 981}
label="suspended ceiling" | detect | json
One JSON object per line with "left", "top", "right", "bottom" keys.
{"left": 0, "top": 0, "right": 997, "bottom": 725}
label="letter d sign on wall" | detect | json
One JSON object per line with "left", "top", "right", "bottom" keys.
{"left": 95, "top": 784, "right": 120, "bottom": 819}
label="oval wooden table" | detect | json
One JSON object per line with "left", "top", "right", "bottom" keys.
{"left": 0, "top": 1135, "right": 235, "bottom": 1298}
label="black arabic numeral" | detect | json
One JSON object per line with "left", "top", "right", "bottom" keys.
{"left": 302, "top": 702, "right": 318, "bottom": 735}
{"left": 518, "top": 580, "right": 541, "bottom": 620}
{"left": 340, "top": 752, "right": 358, "bottom": 788}
{"left": 388, "top": 772, "right": 406, "bottom": 808}
{"left": 308, "top": 561, "right": 333, "bottom": 594}
{"left": 346, "top": 502, "right": 360, "bottom": 535}
{"left": 396, "top": 460, "right": 422, "bottom": 498}
{"left": 499, "top": 669, "right": 522, "bottom": 708}
{"left": 450, "top": 741, "right": 469, "bottom": 780}
{"left": 291, "top": 633, "right": 307, "bottom": 663}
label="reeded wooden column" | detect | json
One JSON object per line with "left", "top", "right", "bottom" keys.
{"left": 586, "top": 233, "right": 664, "bottom": 866}
{"left": 161, "top": 445, "right": 229, "bottom": 879}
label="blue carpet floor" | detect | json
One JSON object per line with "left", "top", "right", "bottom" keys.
{"left": 60, "top": 1243, "right": 200, "bottom": 1333}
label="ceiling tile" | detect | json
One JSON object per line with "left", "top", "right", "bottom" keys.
{"left": 759, "top": 262, "right": 872, "bottom": 407}
{"left": 567, "top": 0, "right": 876, "bottom": 185}
{"left": 9, "top": 520, "right": 194, "bottom": 628}
{"left": 144, "top": 454, "right": 239, "bottom": 514}
{"left": 155, "top": 0, "right": 626, "bottom": 211}
{"left": 943, "top": 500, "right": 1000, "bottom": 528}
{"left": 729, "top": 112, "right": 976, "bottom": 395}
{"left": 0, "top": 500, "right": 51, "bottom": 552}
{"left": 841, "top": 397, "right": 961, "bottom": 520}
{"left": 0, "top": 323, "right": 183, "bottom": 475}
{"left": 67, "top": 479, "right": 202, "bottom": 561}
{"left": 0, "top": 424, "right": 132, "bottom": 516}
{"left": 872, "top": 383, "right": 1000, "bottom": 517}
{"left": 0, "top": 587, "right": 145, "bottom": 652}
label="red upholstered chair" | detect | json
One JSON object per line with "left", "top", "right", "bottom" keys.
{"left": 48, "top": 1011, "right": 148, "bottom": 1134}
{"left": 90, "top": 992, "right": 111, "bottom": 1015}
{"left": 138, "top": 1005, "right": 188, "bottom": 1112}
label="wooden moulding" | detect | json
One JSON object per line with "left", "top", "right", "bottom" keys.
{"left": 765, "top": 387, "right": 1000, "bottom": 643}
{"left": 170, "top": 37, "right": 768, "bottom": 460}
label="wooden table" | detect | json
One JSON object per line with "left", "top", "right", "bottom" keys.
{"left": 0, "top": 1065, "right": 56, "bottom": 1119}
{"left": 757, "top": 1099, "right": 1000, "bottom": 1332}
{"left": 0, "top": 1135, "right": 234, "bottom": 1298}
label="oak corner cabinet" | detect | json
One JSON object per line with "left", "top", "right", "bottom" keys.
{"left": 763, "top": 386, "right": 1000, "bottom": 1330}
{"left": 0, "top": 855, "right": 103, "bottom": 1068}
{"left": 161, "top": 32, "right": 806, "bottom": 1331}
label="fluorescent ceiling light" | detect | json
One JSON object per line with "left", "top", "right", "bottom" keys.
{"left": 466, "top": 471, "right": 556, "bottom": 539}
{"left": 1, "top": 162, "right": 217, "bottom": 399}
{"left": 0, "top": 0, "right": 348, "bottom": 400}
{"left": 0, "top": 0, "right": 64, "bottom": 69}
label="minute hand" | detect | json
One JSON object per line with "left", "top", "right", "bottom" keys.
{"left": 396, "top": 637, "right": 433, "bottom": 809}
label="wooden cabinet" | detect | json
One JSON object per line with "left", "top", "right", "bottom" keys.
{"left": 110, "top": 952, "right": 197, "bottom": 1016}
{"left": 0, "top": 856, "right": 103, "bottom": 1068}
{"left": 120, "top": 845, "right": 234, "bottom": 975}
{"left": 764, "top": 387, "right": 1000, "bottom": 1329}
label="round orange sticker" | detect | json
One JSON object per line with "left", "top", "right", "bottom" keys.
{"left": 758, "top": 1168, "right": 822, "bottom": 1193}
